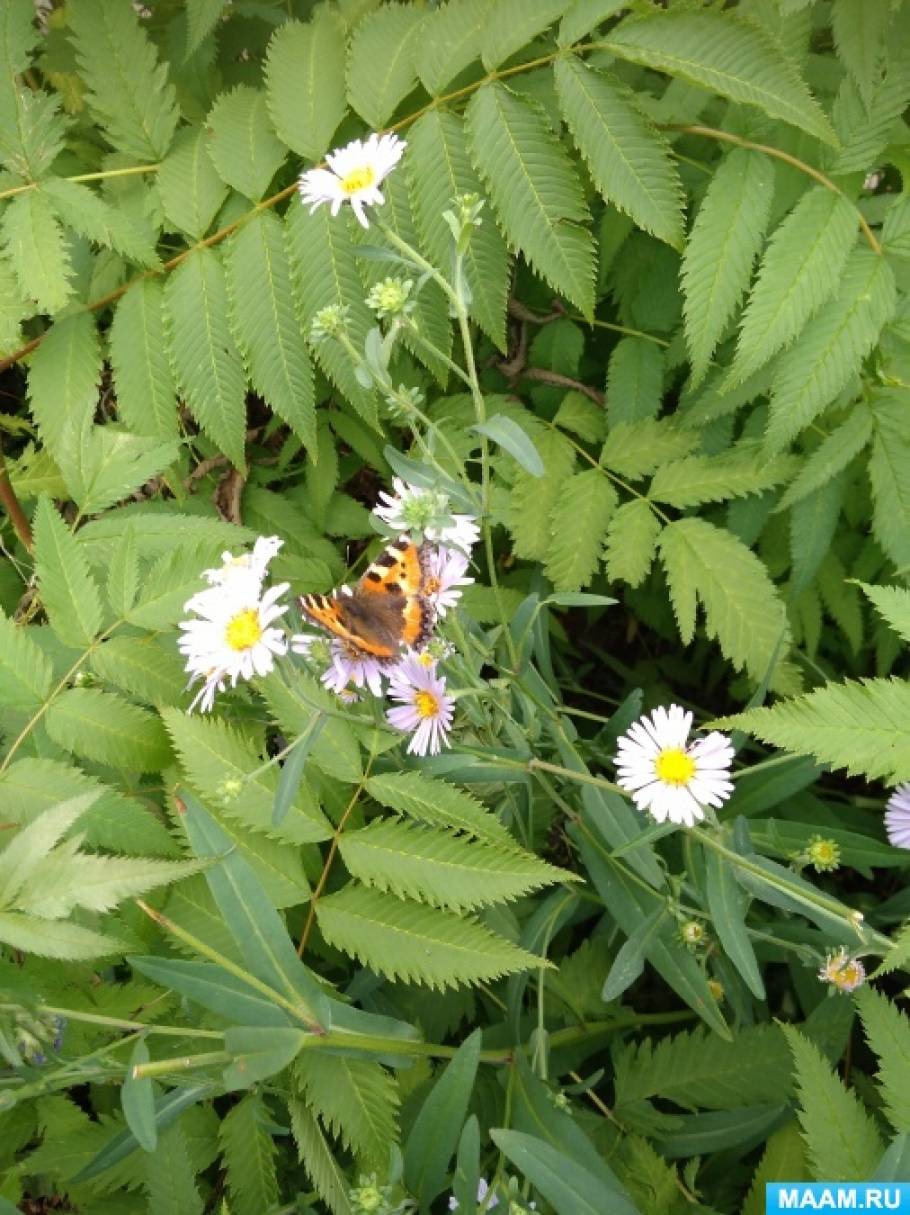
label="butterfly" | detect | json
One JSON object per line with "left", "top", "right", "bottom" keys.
{"left": 299, "top": 535, "right": 435, "bottom": 660}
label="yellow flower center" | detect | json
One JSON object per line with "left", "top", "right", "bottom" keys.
{"left": 225, "top": 608, "right": 262, "bottom": 652}
{"left": 834, "top": 961, "right": 861, "bottom": 989}
{"left": 655, "top": 747, "right": 696, "bottom": 785}
{"left": 414, "top": 690, "right": 439, "bottom": 719}
{"left": 416, "top": 651, "right": 435, "bottom": 667}
{"left": 424, "top": 576, "right": 441, "bottom": 595}
{"left": 340, "top": 166, "right": 375, "bottom": 195}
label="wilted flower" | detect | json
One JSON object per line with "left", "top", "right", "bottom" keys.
{"left": 680, "top": 920, "right": 706, "bottom": 947}
{"left": 885, "top": 785, "right": 910, "bottom": 849}
{"left": 387, "top": 654, "right": 454, "bottom": 755}
{"left": 818, "top": 950, "right": 866, "bottom": 993}
{"left": 374, "top": 477, "right": 480, "bottom": 552}
{"left": 614, "top": 704, "right": 734, "bottom": 827}
{"left": 298, "top": 132, "right": 406, "bottom": 228}
{"left": 178, "top": 540, "right": 289, "bottom": 712}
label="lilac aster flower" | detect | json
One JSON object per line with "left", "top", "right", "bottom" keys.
{"left": 321, "top": 639, "right": 386, "bottom": 699}
{"left": 425, "top": 546, "right": 473, "bottom": 617}
{"left": 387, "top": 655, "right": 454, "bottom": 755}
{"left": 885, "top": 784, "right": 910, "bottom": 848}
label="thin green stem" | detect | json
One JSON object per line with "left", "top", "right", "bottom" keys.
{"left": 0, "top": 1004, "right": 223, "bottom": 1040}
{"left": 0, "top": 162, "right": 159, "bottom": 203}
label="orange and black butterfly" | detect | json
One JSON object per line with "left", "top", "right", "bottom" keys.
{"left": 299, "top": 536, "right": 434, "bottom": 660}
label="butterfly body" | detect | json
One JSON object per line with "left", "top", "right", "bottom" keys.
{"left": 299, "top": 536, "right": 434, "bottom": 659}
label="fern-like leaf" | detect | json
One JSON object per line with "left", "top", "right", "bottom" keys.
{"left": 67, "top": 0, "right": 179, "bottom": 160}
{"left": 720, "top": 677, "right": 910, "bottom": 782}
{"left": 415, "top": 0, "right": 491, "bottom": 96}
{"left": 782, "top": 1025, "right": 882, "bottom": 1181}
{"left": 554, "top": 57, "right": 684, "bottom": 250}
{"left": 544, "top": 468, "right": 617, "bottom": 591}
{"left": 727, "top": 188, "right": 858, "bottom": 387}
{"left": 649, "top": 450, "right": 796, "bottom": 508}
{"left": 45, "top": 687, "right": 171, "bottom": 773}
{"left": 766, "top": 249, "right": 895, "bottom": 451}
{"left": 285, "top": 203, "right": 374, "bottom": 423}
{"left": 346, "top": 4, "right": 421, "bottom": 129}
{"left": 296, "top": 1054, "right": 399, "bottom": 1169}
{"left": 681, "top": 149, "right": 774, "bottom": 385}
{"left": 466, "top": 82, "right": 595, "bottom": 316}
{"left": 0, "top": 611, "right": 52, "bottom": 712}
{"left": 161, "top": 707, "right": 332, "bottom": 846}
{"left": 289, "top": 1100, "right": 353, "bottom": 1215}
{"left": 27, "top": 312, "right": 101, "bottom": 460}
{"left": 2, "top": 189, "right": 73, "bottom": 315}
{"left": 163, "top": 247, "right": 248, "bottom": 470}
{"left": 776, "top": 405, "right": 873, "bottom": 509}
{"left": 91, "top": 635, "right": 186, "bottom": 709}
{"left": 41, "top": 178, "right": 157, "bottom": 268}
{"left": 226, "top": 212, "right": 316, "bottom": 455}
{"left": 218, "top": 1094, "right": 279, "bottom": 1215}
{"left": 407, "top": 110, "right": 509, "bottom": 350}
{"left": 265, "top": 11, "right": 346, "bottom": 160}
{"left": 338, "top": 819, "right": 570, "bottom": 911}
{"left": 109, "top": 280, "right": 179, "bottom": 440}
{"left": 659, "top": 517, "right": 789, "bottom": 683}
{"left": 365, "top": 771, "right": 512, "bottom": 845}
{"left": 157, "top": 126, "right": 229, "bottom": 241}
{"left": 855, "top": 986, "right": 910, "bottom": 1134}
{"left": 33, "top": 496, "right": 102, "bottom": 648}
{"left": 144, "top": 1124, "right": 204, "bottom": 1215}
{"left": 603, "top": 11, "right": 836, "bottom": 144}
{"left": 603, "top": 498, "right": 662, "bottom": 588}
{"left": 206, "top": 85, "right": 286, "bottom": 202}
{"left": 315, "top": 884, "right": 552, "bottom": 990}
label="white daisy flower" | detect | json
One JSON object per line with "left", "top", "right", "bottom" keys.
{"left": 386, "top": 655, "right": 454, "bottom": 756}
{"left": 613, "top": 704, "right": 734, "bottom": 827}
{"left": 818, "top": 950, "right": 865, "bottom": 993}
{"left": 186, "top": 536, "right": 283, "bottom": 611}
{"left": 885, "top": 784, "right": 910, "bottom": 848}
{"left": 178, "top": 581, "right": 289, "bottom": 712}
{"left": 425, "top": 546, "right": 473, "bottom": 617}
{"left": 373, "top": 478, "right": 480, "bottom": 552}
{"left": 298, "top": 132, "right": 406, "bottom": 229}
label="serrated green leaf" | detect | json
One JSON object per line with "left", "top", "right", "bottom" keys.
{"left": 857, "top": 986, "right": 910, "bottom": 1133}
{"left": 833, "top": 48, "right": 910, "bottom": 174}
{"left": 868, "top": 394, "right": 910, "bottom": 571}
{"left": 260, "top": 670, "right": 362, "bottom": 785}
{"left": 415, "top": 0, "right": 491, "bottom": 95}
{"left": 555, "top": 57, "right": 684, "bottom": 250}
{"left": 365, "top": 771, "right": 512, "bottom": 845}
{"left": 743, "top": 1123, "right": 809, "bottom": 1215}
{"left": 27, "top": 312, "right": 101, "bottom": 461}
{"left": 286, "top": 201, "right": 375, "bottom": 421}
{"left": 601, "top": 417, "right": 696, "bottom": 479}
{"left": 219, "top": 1094, "right": 278, "bottom": 1215}
{"left": 144, "top": 1123, "right": 203, "bottom": 1215}
{"left": 0, "top": 791, "right": 98, "bottom": 908}
{"left": 0, "top": 912, "right": 124, "bottom": 959}
{"left": 68, "top": 0, "right": 179, "bottom": 160}
{"left": 15, "top": 850, "right": 198, "bottom": 919}
{"left": 164, "top": 246, "right": 248, "bottom": 470}
{"left": 728, "top": 188, "right": 858, "bottom": 388}
{"left": 783, "top": 1024, "right": 882, "bottom": 1181}
{"left": 206, "top": 85, "right": 286, "bottom": 202}
{"left": 347, "top": 3, "right": 421, "bottom": 129}
{"left": 777, "top": 404, "right": 873, "bottom": 509}
{"left": 0, "top": 87, "right": 69, "bottom": 181}
{"left": 226, "top": 211, "right": 315, "bottom": 454}
{"left": 659, "top": 516, "right": 789, "bottom": 683}
{"left": 109, "top": 280, "right": 179, "bottom": 440}
{"left": 162, "top": 707, "right": 332, "bottom": 845}
{"left": 605, "top": 337, "right": 664, "bottom": 426}
{"left": 466, "top": 82, "right": 594, "bottom": 316}
{"left": 33, "top": 496, "right": 102, "bottom": 647}
{"left": 558, "top": 0, "right": 626, "bottom": 46}
{"left": 650, "top": 449, "right": 796, "bottom": 508}
{"left": 2, "top": 189, "right": 73, "bottom": 314}
{"left": 681, "top": 149, "right": 774, "bottom": 384}
{"left": 339, "top": 819, "right": 570, "bottom": 911}
{"left": 790, "top": 476, "right": 845, "bottom": 598}
{"left": 60, "top": 426, "right": 179, "bottom": 517}
{"left": 42, "top": 177, "right": 157, "bottom": 267}
{"left": 832, "top": 0, "right": 888, "bottom": 106}
{"left": 544, "top": 468, "right": 617, "bottom": 591}
{"left": 46, "top": 687, "right": 171, "bottom": 773}
{"left": 289, "top": 1099, "right": 353, "bottom": 1215}
{"left": 0, "top": 610, "right": 52, "bottom": 711}
{"left": 766, "top": 248, "right": 895, "bottom": 451}
{"left": 91, "top": 635, "right": 186, "bottom": 708}
{"left": 603, "top": 11, "right": 837, "bottom": 144}
{"left": 157, "top": 126, "right": 229, "bottom": 241}
{"left": 125, "top": 541, "right": 212, "bottom": 631}
{"left": 859, "top": 581, "right": 910, "bottom": 645}
{"left": 296, "top": 1054, "right": 399, "bottom": 1170}
{"left": 316, "top": 884, "right": 551, "bottom": 990}
{"left": 604, "top": 497, "right": 662, "bottom": 588}
{"left": 185, "top": 0, "right": 225, "bottom": 56}
{"left": 407, "top": 109, "right": 509, "bottom": 349}
{"left": 482, "top": 0, "right": 568, "bottom": 69}
{"left": 507, "top": 428, "right": 576, "bottom": 560}
{"left": 265, "top": 11, "right": 346, "bottom": 160}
